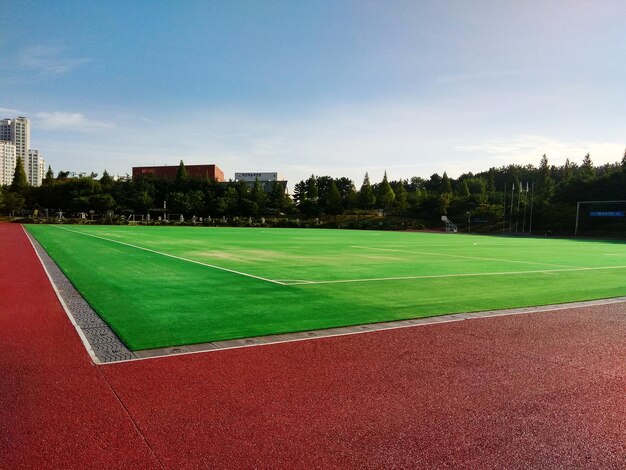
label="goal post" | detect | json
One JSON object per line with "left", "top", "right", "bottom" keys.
{"left": 574, "top": 200, "right": 626, "bottom": 237}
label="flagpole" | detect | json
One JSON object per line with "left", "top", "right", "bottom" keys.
{"left": 502, "top": 182, "right": 507, "bottom": 233}
{"left": 522, "top": 181, "right": 528, "bottom": 232}
{"left": 509, "top": 183, "right": 514, "bottom": 232}
{"left": 529, "top": 181, "right": 535, "bottom": 234}
{"left": 515, "top": 183, "right": 522, "bottom": 232}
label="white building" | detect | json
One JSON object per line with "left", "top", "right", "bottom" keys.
{"left": 234, "top": 172, "right": 287, "bottom": 194}
{"left": 27, "top": 149, "right": 45, "bottom": 187}
{"left": 0, "top": 116, "right": 46, "bottom": 186}
{"left": 0, "top": 141, "right": 17, "bottom": 186}
{"left": 0, "top": 117, "right": 30, "bottom": 166}
{"left": 235, "top": 172, "right": 281, "bottom": 182}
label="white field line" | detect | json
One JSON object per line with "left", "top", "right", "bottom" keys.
{"left": 285, "top": 264, "right": 626, "bottom": 286}
{"left": 351, "top": 245, "right": 576, "bottom": 269}
{"left": 53, "top": 226, "right": 286, "bottom": 286}
{"left": 22, "top": 226, "right": 101, "bottom": 364}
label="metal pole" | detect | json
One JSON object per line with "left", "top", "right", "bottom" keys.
{"left": 522, "top": 183, "right": 528, "bottom": 232}
{"left": 529, "top": 181, "right": 534, "bottom": 234}
{"left": 515, "top": 184, "right": 522, "bottom": 232}
{"left": 574, "top": 201, "right": 580, "bottom": 237}
{"left": 509, "top": 183, "right": 514, "bottom": 232}
{"left": 502, "top": 182, "right": 507, "bottom": 233}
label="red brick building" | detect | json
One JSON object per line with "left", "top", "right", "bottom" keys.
{"left": 132, "top": 164, "right": 225, "bottom": 182}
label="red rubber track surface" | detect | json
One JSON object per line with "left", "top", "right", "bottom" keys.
{"left": 1, "top": 223, "right": 625, "bottom": 469}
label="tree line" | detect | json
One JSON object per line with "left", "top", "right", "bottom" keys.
{"left": 2, "top": 152, "right": 626, "bottom": 235}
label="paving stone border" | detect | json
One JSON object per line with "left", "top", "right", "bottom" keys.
{"left": 26, "top": 230, "right": 137, "bottom": 363}
{"left": 26, "top": 228, "right": 626, "bottom": 364}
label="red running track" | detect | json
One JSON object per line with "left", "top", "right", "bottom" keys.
{"left": 1, "top": 222, "right": 625, "bottom": 469}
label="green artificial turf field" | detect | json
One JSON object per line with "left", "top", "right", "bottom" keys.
{"left": 27, "top": 224, "right": 626, "bottom": 350}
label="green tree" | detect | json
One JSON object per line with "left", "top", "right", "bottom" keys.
{"left": 537, "top": 154, "right": 555, "bottom": 203}
{"left": 251, "top": 178, "right": 267, "bottom": 215}
{"left": 305, "top": 175, "right": 318, "bottom": 201}
{"left": 175, "top": 160, "right": 188, "bottom": 188}
{"left": 441, "top": 172, "right": 452, "bottom": 194}
{"left": 562, "top": 158, "right": 574, "bottom": 183}
{"left": 168, "top": 191, "right": 191, "bottom": 214}
{"left": 219, "top": 186, "right": 239, "bottom": 215}
{"left": 425, "top": 173, "right": 442, "bottom": 192}
{"left": 315, "top": 176, "right": 334, "bottom": 206}
{"left": 579, "top": 153, "right": 595, "bottom": 181}
{"left": 236, "top": 180, "right": 254, "bottom": 216}
{"left": 487, "top": 169, "right": 496, "bottom": 193}
{"left": 292, "top": 180, "right": 307, "bottom": 206}
{"left": 2, "top": 191, "right": 25, "bottom": 216}
{"left": 100, "top": 170, "right": 113, "bottom": 187}
{"left": 439, "top": 192, "right": 451, "bottom": 215}
{"left": 187, "top": 190, "right": 206, "bottom": 215}
{"left": 622, "top": 148, "right": 626, "bottom": 171}
{"left": 268, "top": 181, "right": 289, "bottom": 213}
{"left": 466, "top": 178, "right": 486, "bottom": 198}
{"left": 392, "top": 181, "right": 407, "bottom": 212}
{"left": 88, "top": 193, "right": 116, "bottom": 212}
{"left": 459, "top": 180, "right": 470, "bottom": 198}
{"left": 297, "top": 175, "right": 320, "bottom": 217}
{"left": 377, "top": 171, "right": 396, "bottom": 211}
{"left": 11, "top": 157, "right": 29, "bottom": 192}
{"left": 358, "top": 173, "right": 376, "bottom": 209}
{"left": 43, "top": 166, "right": 55, "bottom": 186}
{"left": 335, "top": 177, "right": 357, "bottom": 209}
{"left": 324, "top": 180, "right": 343, "bottom": 215}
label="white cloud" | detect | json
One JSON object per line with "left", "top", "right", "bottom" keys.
{"left": 20, "top": 46, "right": 89, "bottom": 74}
{"left": 457, "top": 135, "right": 625, "bottom": 167}
{"left": 34, "top": 104, "right": 626, "bottom": 187}
{"left": 98, "top": 103, "right": 467, "bottom": 184}
{"left": 35, "top": 112, "right": 112, "bottom": 131}
{"left": 0, "top": 107, "right": 22, "bottom": 116}
{"left": 437, "top": 70, "right": 527, "bottom": 83}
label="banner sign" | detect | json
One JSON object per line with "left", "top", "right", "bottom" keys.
{"left": 589, "top": 211, "right": 625, "bottom": 217}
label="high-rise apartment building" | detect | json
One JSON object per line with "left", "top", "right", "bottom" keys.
{"left": 0, "top": 116, "right": 44, "bottom": 186}
{"left": 0, "top": 117, "right": 30, "bottom": 164}
{"left": 27, "top": 149, "right": 45, "bottom": 187}
{"left": 0, "top": 140, "right": 17, "bottom": 186}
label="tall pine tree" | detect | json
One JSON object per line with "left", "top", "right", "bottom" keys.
{"left": 324, "top": 180, "right": 343, "bottom": 215}
{"left": 441, "top": 172, "right": 452, "bottom": 194}
{"left": 43, "top": 165, "right": 54, "bottom": 186}
{"left": 537, "top": 154, "right": 555, "bottom": 203}
{"left": 377, "top": 171, "right": 396, "bottom": 211}
{"left": 11, "top": 156, "right": 29, "bottom": 192}
{"left": 175, "top": 160, "right": 188, "bottom": 188}
{"left": 358, "top": 172, "right": 376, "bottom": 209}
{"left": 579, "top": 153, "right": 595, "bottom": 181}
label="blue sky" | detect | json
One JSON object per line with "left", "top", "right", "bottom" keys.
{"left": 1, "top": 0, "right": 625, "bottom": 186}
